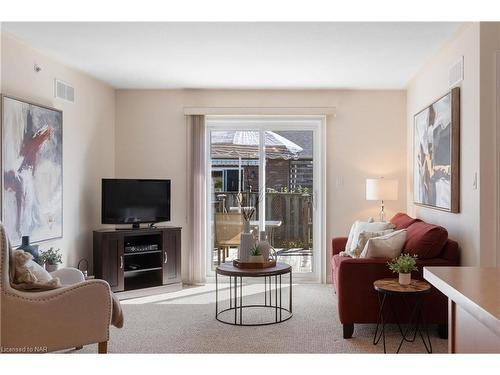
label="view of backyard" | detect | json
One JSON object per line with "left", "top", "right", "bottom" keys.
{"left": 209, "top": 129, "right": 314, "bottom": 274}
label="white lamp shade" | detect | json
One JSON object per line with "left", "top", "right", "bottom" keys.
{"left": 366, "top": 178, "right": 398, "bottom": 201}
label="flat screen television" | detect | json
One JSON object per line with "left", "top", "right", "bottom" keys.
{"left": 102, "top": 179, "right": 171, "bottom": 227}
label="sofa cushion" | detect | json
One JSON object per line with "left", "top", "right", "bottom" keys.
{"left": 345, "top": 217, "right": 374, "bottom": 252}
{"left": 404, "top": 221, "right": 448, "bottom": 259}
{"left": 390, "top": 212, "right": 421, "bottom": 230}
{"left": 360, "top": 229, "right": 407, "bottom": 259}
{"left": 351, "top": 229, "right": 395, "bottom": 257}
{"left": 347, "top": 221, "right": 395, "bottom": 255}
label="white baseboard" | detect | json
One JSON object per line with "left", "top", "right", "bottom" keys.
{"left": 116, "top": 283, "right": 183, "bottom": 300}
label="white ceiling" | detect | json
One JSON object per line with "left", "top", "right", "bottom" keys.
{"left": 2, "top": 22, "right": 462, "bottom": 89}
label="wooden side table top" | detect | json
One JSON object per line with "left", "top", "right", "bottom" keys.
{"left": 216, "top": 262, "right": 291, "bottom": 277}
{"left": 374, "top": 278, "right": 431, "bottom": 294}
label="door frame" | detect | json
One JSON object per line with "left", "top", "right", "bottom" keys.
{"left": 205, "top": 115, "right": 326, "bottom": 282}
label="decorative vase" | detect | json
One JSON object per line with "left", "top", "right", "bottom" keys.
{"left": 248, "top": 255, "right": 264, "bottom": 263}
{"left": 398, "top": 273, "right": 411, "bottom": 285}
{"left": 45, "top": 263, "right": 59, "bottom": 273}
{"left": 257, "top": 231, "right": 271, "bottom": 261}
{"left": 239, "top": 233, "right": 254, "bottom": 262}
{"left": 243, "top": 219, "right": 251, "bottom": 234}
{"left": 17, "top": 236, "right": 40, "bottom": 262}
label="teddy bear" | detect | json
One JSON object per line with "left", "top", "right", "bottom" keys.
{"left": 12, "top": 249, "right": 61, "bottom": 290}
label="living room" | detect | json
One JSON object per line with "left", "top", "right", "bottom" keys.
{"left": 1, "top": 1, "right": 499, "bottom": 373}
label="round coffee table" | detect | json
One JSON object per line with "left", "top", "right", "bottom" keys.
{"left": 373, "top": 278, "right": 433, "bottom": 353}
{"left": 215, "top": 262, "right": 292, "bottom": 326}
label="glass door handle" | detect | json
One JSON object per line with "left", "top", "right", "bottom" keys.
{"left": 120, "top": 256, "right": 124, "bottom": 270}
{"left": 164, "top": 251, "right": 168, "bottom": 264}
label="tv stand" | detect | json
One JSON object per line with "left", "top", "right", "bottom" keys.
{"left": 93, "top": 226, "right": 181, "bottom": 292}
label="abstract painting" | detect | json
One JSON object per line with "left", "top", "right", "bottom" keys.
{"left": 2, "top": 96, "right": 63, "bottom": 245}
{"left": 413, "top": 87, "right": 460, "bottom": 213}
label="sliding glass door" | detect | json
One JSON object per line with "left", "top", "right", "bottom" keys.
{"left": 206, "top": 117, "right": 324, "bottom": 281}
{"left": 265, "top": 130, "right": 314, "bottom": 273}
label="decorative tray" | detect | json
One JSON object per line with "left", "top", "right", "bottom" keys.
{"left": 233, "top": 259, "right": 277, "bottom": 269}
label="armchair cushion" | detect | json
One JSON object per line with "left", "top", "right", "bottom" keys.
{"left": 50, "top": 267, "right": 85, "bottom": 286}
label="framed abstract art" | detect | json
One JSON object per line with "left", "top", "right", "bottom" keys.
{"left": 1, "top": 95, "right": 63, "bottom": 245}
{"left": 413, "top": 87, "right": 460, "bottom": 213}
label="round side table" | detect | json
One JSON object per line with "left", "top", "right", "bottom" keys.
{"left": 215, "top": 262, "right": 293, "bottom": 326}
{"left": 373, "top": 278, "right": 433, "bottom": 354}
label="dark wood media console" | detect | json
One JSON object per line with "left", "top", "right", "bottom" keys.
{"left": 93, "top": 227, "right": 181, "bottom": 292}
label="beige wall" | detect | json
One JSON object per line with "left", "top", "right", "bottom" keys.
{"left": 478, "top": 22, "right": 500, "bottom": 267}
{"left": 1, "top": 33, "right": 116, "bottom": 270}
{"left": 407, "top": 23, "right": 480, "bottom": 267}
{"left": 116, "top": 89, "right": 407, "bottom": 281}
{"left": 406, "top": 23, "right": 500, "bottom": 267}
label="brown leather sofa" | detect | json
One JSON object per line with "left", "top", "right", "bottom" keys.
{"left": 331, "top": 213, "right": 460, "bottom": 339}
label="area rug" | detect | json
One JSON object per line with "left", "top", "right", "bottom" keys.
{"left": 73, "top": 283, "right": 447, "bottom": 354}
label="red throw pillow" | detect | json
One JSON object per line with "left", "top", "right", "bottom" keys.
{"left": 390, "top": 212, "right": 421, "bottom": 230}
{"left": 404, "top": 221, "right": 448, "bottom": 259}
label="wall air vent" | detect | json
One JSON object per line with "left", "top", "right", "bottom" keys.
{"left": 54, "top": 79, "right": 75, "bottom": 103}
{"left": 449, "top": 56, "right": 464, "bottom": 88}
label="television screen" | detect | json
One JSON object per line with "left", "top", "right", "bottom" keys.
{"left": 102, "top": 179, "right": 171, "bottom": 225}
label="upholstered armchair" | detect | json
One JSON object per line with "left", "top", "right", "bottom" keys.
{"left": 0, "top": 224, "right": 116, "bottom": 353}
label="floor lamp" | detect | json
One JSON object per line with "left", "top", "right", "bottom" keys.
{"left": 366, "top": 178, "right": 398, "bottom": 222}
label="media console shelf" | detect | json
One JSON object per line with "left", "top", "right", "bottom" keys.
{"left": 93, "top": 227, "right": 181, "bottom": 292}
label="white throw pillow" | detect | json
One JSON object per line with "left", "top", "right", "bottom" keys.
{"left": 360, "top": 229, "right": 407, "bottom": 259}
{"left": 348, "top": 221, "right": 395, "bottom": 254}
{"left": 345, "top": 217, "right": 374, "bottom": 252}
{"left": 350, "top": 229, "right": 395, "bottom": 257}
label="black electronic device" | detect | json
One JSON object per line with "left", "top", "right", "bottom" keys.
{"left": 102, "top": 179, "right": 171, "bottom": 228}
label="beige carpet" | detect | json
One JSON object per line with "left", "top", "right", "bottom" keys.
{"left": 74, "top": 283, "right": 446, "bottom": 354}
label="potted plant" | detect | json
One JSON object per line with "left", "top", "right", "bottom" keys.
{"left": 39, "top": 247, "right": 63, "bottom": 272}
{"left": 248, "top": 244, "right": 264, "bottom": 263}
{"left": 388, "top": 253, "right": 418, "bottom": 285}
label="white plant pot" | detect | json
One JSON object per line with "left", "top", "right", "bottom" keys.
{"left": 45, "top": 263, "right": 59, "bottom": 273}
{"left": 398, "top": 273, "right": 411, "bottom": 285}
{"left": 248, "top": 255, "right": 264, "bottom": 263}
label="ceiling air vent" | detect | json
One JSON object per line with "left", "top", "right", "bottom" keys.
{"left": 54, "top": 79, "right": 75, "bottom": 103}
{"left": 449, "top": 56, "right": 464, "bottom": 88}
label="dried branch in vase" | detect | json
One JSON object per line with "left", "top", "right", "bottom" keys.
{"left": 236, "top": 190, "right": 262, "bottom": 222}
